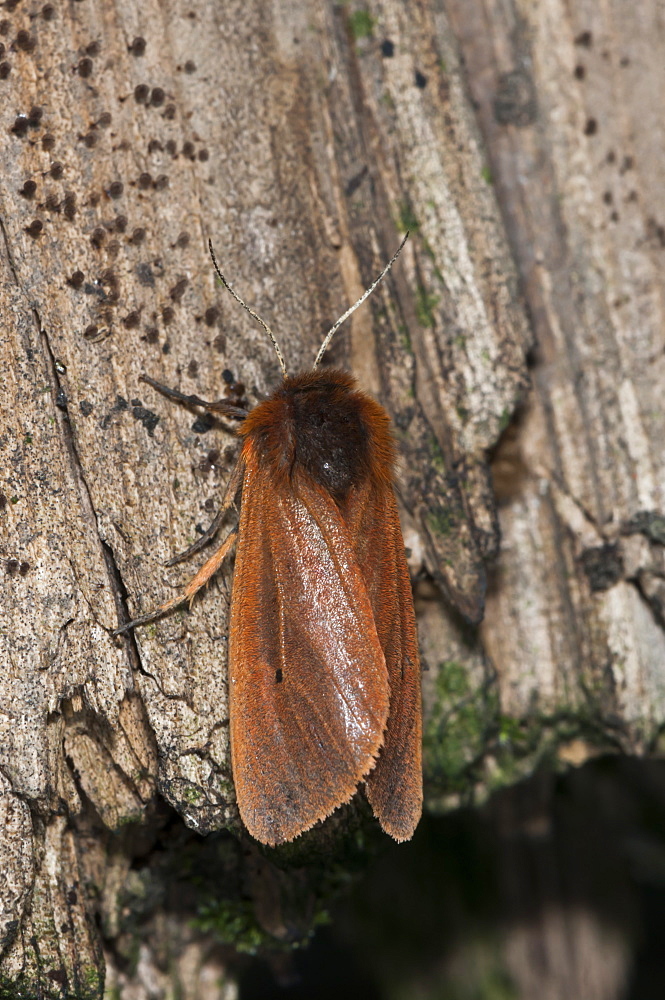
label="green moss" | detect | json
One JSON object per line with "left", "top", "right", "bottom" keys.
{"left": 428, "top": 435, "right": 445, "bottom": 472}
{"left": 195, "top": 892, "right": 335, "bottom": 957}
{"left": 0, "top": 978, "right": 54, "bottom": 1000}
{"left": 0, "top": 967, "right": 104, "bottom": 1000}
{"left": 499, "top": 408, "right": 511, "bottom": 432}
{"left": 437, "top": 660, "right": 470, "bottom": 698}
{"left": 481, "top": 165, "right": 493, "bottom": 184}
{"left": 424, "top": 661, "right": 493, "bottom": 796}
{"left": 195, "top": 898, "right": 270, "bottom": 955}
{"left": 483, "top": 698, "right": 625, "bottom": 796}
{"left": 420, "top": 238, "right": 446, "bottom": 286}
{"left": 349, "top": 9, "right": 376, "bottom": 39}
{"left": 115, "top": 812, "right": 143, "bottom": 828}
{"left": 397, "top": 324, "right": 412, "bottom": 352}
{"left": 488, "top": 718, "right": 537, "bottom": 790}
{"left": 189, "top": 819, "right": 376, "bottom": 954}
{"left": 397, "top": 201, "right": 420, "bottom": 233}
{"left": 82, "top": 966, "right": 103, "bottom": 993}
{"left": 424, "top": 665, "right": 601, "bottom": 806}
{"left": 497, "top": 715, "right": 524, "bottom": 745}
{"left": 427, "top": 505, "right": 455, "bottom": 538}
{"left": 415, "top": 285, "right": 440, "bottom": 327}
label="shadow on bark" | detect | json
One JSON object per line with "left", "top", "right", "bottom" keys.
{"left": 236, "top": 756, "right": 665, "bottom": 1000}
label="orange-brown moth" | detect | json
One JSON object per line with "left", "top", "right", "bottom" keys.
{"left": 115, "top": 234, "right": 422, "bottom": 846}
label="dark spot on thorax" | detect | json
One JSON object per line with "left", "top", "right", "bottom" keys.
{"left": 288, "top": 381, "right": 369, "bottom": 500}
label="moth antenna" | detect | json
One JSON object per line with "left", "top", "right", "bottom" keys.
{"left": 208, "top": 239, "right": 288, "bottom": 378}
{"left": 313, "top": 231, "right": 409, "bottom": 369}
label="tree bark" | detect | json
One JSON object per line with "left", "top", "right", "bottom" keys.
{"left": 0, "top": 0, "right": 662, "bottom": 996}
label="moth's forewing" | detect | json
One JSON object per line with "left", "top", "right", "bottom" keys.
{"left": 228, "top": 453, "right": 390, "bottom": 846}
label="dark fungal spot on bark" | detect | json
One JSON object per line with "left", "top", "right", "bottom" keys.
{"left": 132, "top": 406, "right": 160, "bottom": 436}
{"left": 129, "top": 36, "right": 146, "bottom": 56}
{"left": 580, "top": 544, "right": 623, "bottom": 592}
{"left": 169, "top": 277, "right": 188, "bottom": 301}
{"left": 25, "top": 219, "right": 43, "bottom": 238}
{"left": 19, "top": 179, "right": 36, "bottom": 198}
{"left": 67, "top": 270, "right": 84, "bottom": 289}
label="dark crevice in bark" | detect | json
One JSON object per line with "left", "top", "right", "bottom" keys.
{"left": 629, "top": 573, "right": 665, "bottom": 632}
{"left": 99, "top": 537, "right": 144, "bottom": 673}
{"left": 0, "top": 216, "right": 20, "bottom": 284}
{"left": 36, "top": 311, "right": 144, "bottom": 675}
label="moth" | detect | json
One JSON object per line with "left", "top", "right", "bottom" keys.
{"left": 116, "top": 234, "right": 422, "bottom": 846}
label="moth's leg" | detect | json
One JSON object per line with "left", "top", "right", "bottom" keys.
{"left": 113, "top": 528, "right": 238, "bottom": 635}
{"left": 180, "top": 528, "right": 238, "bottom": 605}
{"left": 166, "top": 459, "right": 244, "bottom": 566}
{"left": 140, "top": 373, "right": 247, "bottom": 420}
{"left": 114, "top": 376, "right": 246, "bottom": 634}
{"left": 165, "top": 506, "right": 227, "bottom": 566}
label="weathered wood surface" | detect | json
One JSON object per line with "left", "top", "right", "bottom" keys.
{"left": 0, "top": 0, "right": 662, "bottom": 995}
{"left": 447, "top": 0, "right": 665, "bottom": 752}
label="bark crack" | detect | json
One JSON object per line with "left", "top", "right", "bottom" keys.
{"left": 627, "top": 573, "right": 665, "bottom": 632}
{"left": 36, "top": 311, "right": 144, "bottom": 674}
{"left": 535, "top": 461, "right": 607, "bottom": 541}
{"left": 0, "top": 216, "right": 20, "bottom": 284}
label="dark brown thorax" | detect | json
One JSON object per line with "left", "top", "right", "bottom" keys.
{"left": 239, "top": 369, "right": 395, "bottom": 503}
